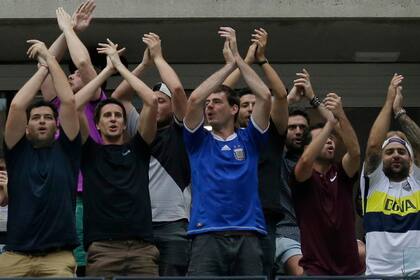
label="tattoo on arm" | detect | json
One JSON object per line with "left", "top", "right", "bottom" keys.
{"left": 365, "top": 152, "right": 381, "bottom": 175}
{"left": 398, "top": 114, "right": 420, "bottom": 165}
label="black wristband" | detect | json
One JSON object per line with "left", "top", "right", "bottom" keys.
{"left": 310, "top": 96, "right": 321, "bottom": 108}
{"left": 257, "top": 59, "right": 268, "bottom": 66}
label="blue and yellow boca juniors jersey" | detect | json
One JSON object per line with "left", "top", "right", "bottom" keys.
{"left": 361, "top": 163, "right": 420, "bottom": 276}
{"left": 183, "top": 117, "right": 269, "bottom": 236}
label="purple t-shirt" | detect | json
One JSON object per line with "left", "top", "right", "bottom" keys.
{"left": 51, "top": 90, "right": 106, "bottom": 192}
{"left": 290, "top": 163, "right": 363, "bottom": 276}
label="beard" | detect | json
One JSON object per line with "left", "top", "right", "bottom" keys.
{"left": 286, "top": 141, "right": 304, "bottom": 154}
{"left": 383, "top": 163, "right": 410, "bottom": 181}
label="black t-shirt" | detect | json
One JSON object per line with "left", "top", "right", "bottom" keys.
{"left": 4, "top": 132, "right": 81, "bottom": 252}
{"left": 81, "top": 133, "right": 153, "bottom": 249}
{"left": 258, "top": 119, "right": 286, "bottom": 220}
{"left": 151, "top": 120, "right": 190, "bottom": 192}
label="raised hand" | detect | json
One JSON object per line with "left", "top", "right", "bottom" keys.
{"left": 293, "top": 68, "right": 315, "bottom": 99}
{"left": 140, "top": 47, "right": 153, "bottom": 67}
{"left": 324, "top": 93, "right": 345, "bottom": 119}
{"left": 218, "top": 27, "right": 239, "bottom": 58}
{"left": 97, "top": 39, "right": 126, "bottom": 68}
{"left": 389, "top": 73, "right": 404, "bottom": 89}
{"left": 252, "top": 27, "right": 268, "bottom": 61}
{"left": 142, "top": 32, "right": 163, "bottom": 60}
{"left": 387, "top": 73, "right": 404, "bottom": 100}
{"left": 56, "top": 7, "right": 73, "bottom": 32}
{"left": 244, "top": 43, "right": 257, "bottom": 64}
{"left": 72, "top": 0, "right": 96, "bottom": 33}
{"left": 103, "top": 56, "right": 117, "bottom": 75}
{"left": 27, "top": 40, "right": 51, "bottom": 65}
{"left": 222, "top": 39, "right": 235, "bottom": 65}
{"left": 287, "top": 86, "right": 304, "bottom": 103}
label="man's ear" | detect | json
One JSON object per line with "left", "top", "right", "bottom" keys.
{"left": 231, "top": 104, "right": 239, "bottom": 116}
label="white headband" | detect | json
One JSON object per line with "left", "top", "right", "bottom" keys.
{"left": 153, "top": 82, "right": 172, "bottom": 98}
{"left": 382, "top": 136, "right": 413, "bottom": 158}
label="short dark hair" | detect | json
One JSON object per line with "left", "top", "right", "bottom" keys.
{"left": 236, "top": 87, "right": 254, "bottom": 98}
{"left": 289, "top": 107, "right": 310, "bottom": 126}
{"left": 94, "top": 98, "right": 127, "bottom": 125}
{"left": 26, "top": 100, "right": 58, "bottom": 122}
{"left": 213, "top": 85, "right": 240, "bottom": 122}
{"left": 213, "top": 85, "right": 240, "bottom": 107}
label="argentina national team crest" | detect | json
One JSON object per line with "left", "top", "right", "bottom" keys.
{"left": 233, "top": 145, "right": 246, "bottom": 161}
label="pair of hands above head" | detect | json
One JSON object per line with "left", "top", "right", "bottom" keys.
{"left": 218, "top": 27, "right": 269, "bottom": 65}
{"left": 56, "top": 0, "right": 96, "bottom": 33}
{"left": 388, "top": 73, "right": 405, "bottom": 114}
{"left": 96, "top": 31, "right": 166, "bottom": 73}
{"left": 26, "top": 1, "right": 96, "bottom": 66}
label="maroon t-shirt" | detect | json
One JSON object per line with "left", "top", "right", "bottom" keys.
{"left": 290, "top": 163, "right": 363, "bottom": 276}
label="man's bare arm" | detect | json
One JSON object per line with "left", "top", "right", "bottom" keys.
{"left": 222, "top": 43, "right": 257, "bottom": 88}
{"left": 393, "top": 87, "right": 420, "bottom": 166}
{"left": 398, "top": 114, "right": 420, "bottom": 166}
{"left": 0, "top": 171, "right": 7, "bottom": 207}
{"left": 41, "top": 1, "right": 96, "bottom": 102}
{"left": 219, "top": 27, "right": 271, "bottom": 130}
{"left": 324, "top": 93, "right": 360, "bottom": 177}
{"left": 185, "top": 37, "right": 236, "bottom": 130}
{"left": 40, "top": 42, "right": 79, "bottom": 140}
{"left": 144, "top": 32, "right": 188, "bottom": 121}
{"left": 5, "top": 41, "right": 50, "bottom": 149}
{"left": 111, "top": 48, "right": 152, "bottom": 114}
{"left": 294, "top": 119, "right": 337, "bottom": 182}
{"left": 57, "top": 7, "right": 100, "bottom": 99}
{"left": 99, "top": 39, "right": 158, "bottom": 144}
{"left": 76, "top": 57, "right": 115, "bottom": 110}
{"left": 78, "top": 110, "right": 90, "bottom": 144}
{"left": 253, "top": 28, "right": 288, "bottom": 134}
{"left": 364, "top": 74, "right": 403, "bottom": 175}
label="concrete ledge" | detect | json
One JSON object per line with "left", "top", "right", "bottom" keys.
{"left": 2, "top": 0, "right": 420, "bottom": 19}
{"left": 1, "top": 63, "right": 420, "bottom": 107}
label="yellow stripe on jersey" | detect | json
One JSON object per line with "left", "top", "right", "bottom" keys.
{"left": 366, "top": 190, "right": 420, "bottom": 216}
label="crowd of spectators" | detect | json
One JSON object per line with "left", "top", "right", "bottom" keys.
{"left": 0, "top": 1, "right": 419, "bottom": 279}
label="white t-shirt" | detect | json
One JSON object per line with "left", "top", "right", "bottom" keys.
{"left": 361, "top": 163, "right": 420, "bottom": 276}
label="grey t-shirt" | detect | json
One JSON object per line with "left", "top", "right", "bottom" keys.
{"left": 127, "top": 108, "right": 191, "bottom": 222}
{"left": 276, "top": 149, "right": 301, "bottom": 242}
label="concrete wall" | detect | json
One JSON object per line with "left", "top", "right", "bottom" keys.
{"left": 1, "top": 0, "right": 420, "bottom": 19}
